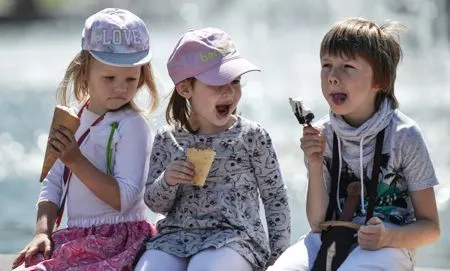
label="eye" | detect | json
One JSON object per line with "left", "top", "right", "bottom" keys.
{"left": 126, "top": 77, "right": 137, "bottom": 82}
{"left": 103, "top": 76, "right": 114, "bottom": 80}
{"left": 321, "top": 63, "right": 331, "bottom": 68}
{"left": 344, "top": 64, "right": 355, "bottom": 69}
{"left": 231, "top": 79, "right": 241, "bottom": 85}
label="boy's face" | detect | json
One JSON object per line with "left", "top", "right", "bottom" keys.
{"left": 320, "top": 53, "right": 380, "bottom": 127}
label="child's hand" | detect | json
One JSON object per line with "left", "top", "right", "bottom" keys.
{"left": 300, "top": 126, "right": 325, "bottom": 165}
{"left": 48, "top": 125, "right": 82, "bottom": 167}
{"left": 164, "top": 160, "right": 194, "bottom": 186}
{"left": 358, "top": 217, "right": 388, "bottom": 250}
{"left": 12, "top": 233, "right": 52, "bottom": 269}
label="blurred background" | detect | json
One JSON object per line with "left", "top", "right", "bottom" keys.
{"left": 0, "top": 0, "right": 449, "bottom": 269}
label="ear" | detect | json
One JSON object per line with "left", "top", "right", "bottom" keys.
{"left": 175, "top": 80, "right": 193, "bottom": 99}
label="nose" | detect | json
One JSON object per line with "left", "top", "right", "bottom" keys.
{"left": 328, "top": 69, "right": 340, "bottom": 85}
{"left": 113, "top": 81, "right": 127, "bottom": 94}
{"left": 221, "top": 83, "right": 235, "bottom": 97}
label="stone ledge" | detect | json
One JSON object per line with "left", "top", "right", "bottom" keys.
{"left": 1, "top": 254, "right": 449, "bottom": 271}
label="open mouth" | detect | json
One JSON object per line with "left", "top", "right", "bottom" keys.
{"left": 330, "top": 93, "right": 347, "bottom": 105}
{"left": 216, "top": 104, "right": 232, "bottom": 117}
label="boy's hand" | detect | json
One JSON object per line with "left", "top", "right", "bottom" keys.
{"left": 300, "top": 126, "right": 325, "bottom": 165}
{"left": 48, "top": 125, "right": 82, "bottom": 167}
{"left": 12, "top": 233, "right": 52, "bottom": 269}
{"left": 164, "top": 160, "right": 194, "bottom": 186}
{"left": 358, "top": 217, "right": 388, "bottom": 250}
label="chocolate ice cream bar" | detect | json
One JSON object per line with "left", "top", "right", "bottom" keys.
{"left": 288, "top": 97, "right": 314, "bottom": 125}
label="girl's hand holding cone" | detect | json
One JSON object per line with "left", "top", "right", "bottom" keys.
{"left": 40, "top": 105, "right": 80, "bottom": 182}
{"left": 48, "top": 125, "right": 83, "bottom": 168}
{"left": 164, "top": 160, "right": 194, "bottom": 186}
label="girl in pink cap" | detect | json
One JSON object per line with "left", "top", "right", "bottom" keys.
{"left": 135, "top": 27, "right": 291, "bottom": 271}
{"left": 13, "top": 8, "right": 159, "bottom": 270}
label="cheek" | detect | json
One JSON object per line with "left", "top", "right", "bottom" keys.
{"left": 127, "top": 81, "right": 140, "bottom": 92}
{"left": 235, "top": 90, "right": 242, "bottom": 101}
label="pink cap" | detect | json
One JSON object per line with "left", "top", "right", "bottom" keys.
{"left": 167, "top": 27, "right": 260, "bottom": 86}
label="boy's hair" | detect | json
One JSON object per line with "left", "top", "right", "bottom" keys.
{"left": 57, "top": 50, "right": 159, "bottom": 113}
{"left": 320, "top": 17, "right": 403, "bottom": 109}
{"left": 165, "top": 78, "right": 197, "bottom": 134}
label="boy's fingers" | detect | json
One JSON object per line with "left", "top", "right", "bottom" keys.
{"left": 366, "top": 216, "right": 382, "bottom": 225}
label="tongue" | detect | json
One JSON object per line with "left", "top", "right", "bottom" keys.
{"left": 331, "top": 93, "right": 347, "bottom": 105}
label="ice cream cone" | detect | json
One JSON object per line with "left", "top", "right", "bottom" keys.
{"left": 39, "top": 105, "right": 80, "bottom": 182}
{"left": 186, "top": 147, "right": 216, "bottom": 187}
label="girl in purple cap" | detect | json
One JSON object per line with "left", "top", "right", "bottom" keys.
{"left": 269, "top": 18, "right": 440, "bottom": 271}
{"left": 13, "top": 8, "right": 159, "bottom": 270}
{"left": 135, "top": 27, "right": 291, "bottom": 271}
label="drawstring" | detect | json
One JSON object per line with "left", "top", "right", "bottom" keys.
{"left": 359, "top": 136, "right": 366, "bottom": 215}
{"left": 336, "top": 136, "right": 343, "bottom": 212}
{"left": 335, "top": 135, "right": 367, "bottom": 215}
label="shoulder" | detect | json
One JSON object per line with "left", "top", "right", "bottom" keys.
{"left": 108, "top": 109, "right": 152, "bottom": 136}
{"left": 237, "top": 115, "right": 270, "bottom": 136}
{"left": 389, "top": 110, "right": 424, "bottom": 141}
{"left": 152, "top": 124, "right": 179, "bottom": 141}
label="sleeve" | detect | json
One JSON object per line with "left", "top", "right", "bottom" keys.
{"left": 250, "top": 125, "right": 291, "bottom": 259}
{"left": 113, "top": 115, "right": 153, "bottom": 213}
{"left": 400, "top": 125, "right": 439, "bottom": 191}
{"left": 144, "top": 129, "right": 180, "bottom": 214}
{"left": 38, "top": 159, "right": 64, "bottom": 207}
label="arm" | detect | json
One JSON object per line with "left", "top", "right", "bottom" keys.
{"left": 359, "top": 188, "right": 440, "bottom": 249}
{"left": 12, "top": 201, "right": 58, "bottom": 268}
{"left": 384, "top": 188, "right": 440, "bottom": 248}
{"left": 358, "top": 125, "right": 440, "bottom": 250}
{"left": 305, "top": 161, "right": 329, "bottom": 232}
{"left": 144, "top": 130, "right": 186, "bottom": 214}
{"left": 384, "top": 125, "right": 441, "bottom": 247}
{"left": 34, "top": 201, "right": 58, "bottom": 237}
{"left": 252, "top": 126, "right": 291, "bottom": 262}
{"left": 50, "top": 116, "right": 152, "bottom": 211}
{"left": 301, "top": 126, "right": 328, "bottom": 232}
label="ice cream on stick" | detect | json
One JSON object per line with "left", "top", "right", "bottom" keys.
{"left": 39, "top": 105, "right": 80, "bottom": 182}
{"left": 288, "top": 97, "right": 314, "bottom": 125}
{"left": 186, "top": 147, "right": 216, "bottom": 187}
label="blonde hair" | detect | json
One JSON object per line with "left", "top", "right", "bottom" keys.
{"left": 57, "top": 50, "right": 159, "bottom": 113}
{"left": 320, "top": 18, "right": 404, "bottom": 109}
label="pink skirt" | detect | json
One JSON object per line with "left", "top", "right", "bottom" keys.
{"left": 22, "top": 220, "right": 156, "bottom": 271}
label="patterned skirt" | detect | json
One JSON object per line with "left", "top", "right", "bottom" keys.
{"left": 22, "top": 220, "right": 156, "bottom": 271}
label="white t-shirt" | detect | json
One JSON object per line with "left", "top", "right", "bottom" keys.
{"left": 39, "top": 107, "right": 153, "bottom": 228}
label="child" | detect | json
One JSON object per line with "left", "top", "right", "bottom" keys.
{"left": 270, "top": 17, "right": 441, "bottom": 271}
{"left": 135, "top": 28, "right": 291, "bottom": 271}
{"left": 12, "top": 8, "right": 159, "bottom": 271}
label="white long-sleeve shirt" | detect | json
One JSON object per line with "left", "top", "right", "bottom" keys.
{"left": 39, "top": 107, "right": 153, "bottom": 228}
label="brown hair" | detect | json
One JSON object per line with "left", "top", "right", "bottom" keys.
{"left": 165, "top": 77, "right": 197, "bottom": 133}
{"left": 57, "top": 50, "right": 159, "bottom": 113}
{"left": 320, "top": 17, "right": 404, "bottom": 109}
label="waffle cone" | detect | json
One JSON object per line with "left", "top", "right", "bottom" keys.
{"left": 186, "top": 147, "right": 216, "bottom": 187}
{"left": 39, "top": 105, "right": 80, "bottom": 182}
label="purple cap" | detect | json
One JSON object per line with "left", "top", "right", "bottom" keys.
{"left": 81, "top": 8, "right": 151, "bottom": 67}
{"left": 167, "top": 27, "right": 260, "bottom": 86}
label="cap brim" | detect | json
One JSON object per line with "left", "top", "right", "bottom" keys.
{"left": 89, "top": 50, "right": 152, "bottom": 67}
{"left": 195, "top": 57, "right": 260, "bottom": 86}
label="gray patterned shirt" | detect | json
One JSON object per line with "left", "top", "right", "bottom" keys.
{"left": 144, "top": 116, "right": 291, "bottom": 269}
